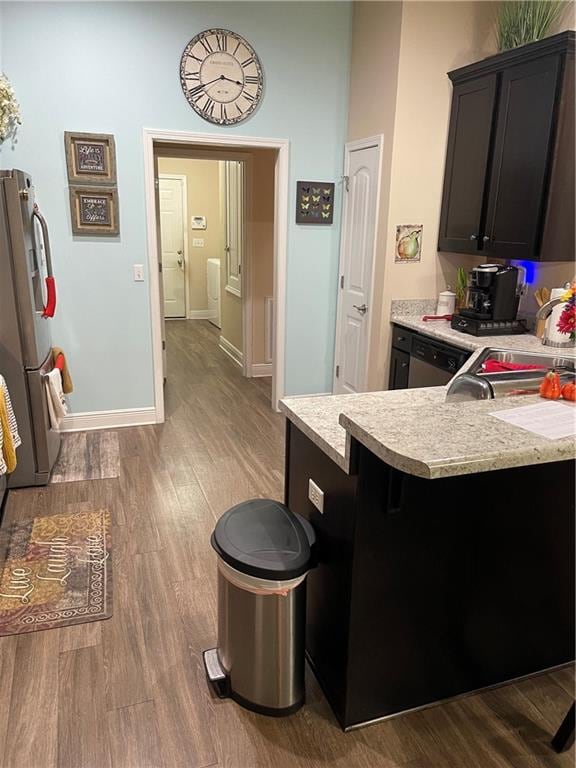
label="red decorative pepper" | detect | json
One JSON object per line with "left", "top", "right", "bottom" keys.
{"left": 561, "top": 381, "right": 576, "bottom": 402}
{"left": 539, "top": 369, "right": 562, "bottom": 400}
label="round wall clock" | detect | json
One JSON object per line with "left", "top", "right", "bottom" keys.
{"left": 180, "top": 28, "right": 264, "bottom": 126}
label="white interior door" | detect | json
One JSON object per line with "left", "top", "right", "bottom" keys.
{"left": 159, "top": 176, "right": 186, "bottom": 318}
{"left": 224, "top": 161, "right": 244, "bottom": 298}
{"left": 333, "top": 138, "right": 382, "bottom": 394}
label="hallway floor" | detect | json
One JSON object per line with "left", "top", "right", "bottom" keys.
{"left": 0, "top": 320, "right": 573, "bottom": 768}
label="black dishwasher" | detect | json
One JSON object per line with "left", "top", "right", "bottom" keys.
{"left": 389, "top": 325, "right": 471, "bottom": 390}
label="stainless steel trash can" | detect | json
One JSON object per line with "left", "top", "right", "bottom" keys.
{"left": 203, "top": 499, "right": 315, "bottom": 716}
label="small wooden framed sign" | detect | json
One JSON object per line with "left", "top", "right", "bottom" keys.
{"left": 64, "top": 131, "right": 117, "bottom": 185}
{"left": 69, "top": 186, "right": 119, "bottom": 236}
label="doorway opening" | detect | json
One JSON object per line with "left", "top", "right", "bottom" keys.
{"left": 144, "top": 130, "right": 288, "bottom": 420}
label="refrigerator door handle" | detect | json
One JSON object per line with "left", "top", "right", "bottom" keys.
{"left": 33, "top": 204, "right": 57, "bottom": 318}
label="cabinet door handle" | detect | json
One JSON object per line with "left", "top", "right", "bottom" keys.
{"left": 469, "top": 234, "right": 477, "bottom": 241}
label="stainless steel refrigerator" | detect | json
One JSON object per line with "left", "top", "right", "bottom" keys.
{"left": 0, "top": 169, "right": 61, "bottom": 491}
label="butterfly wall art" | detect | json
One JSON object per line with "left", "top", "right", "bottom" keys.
{"left": 296, "top": 181, "right": 334, "bottom": 225}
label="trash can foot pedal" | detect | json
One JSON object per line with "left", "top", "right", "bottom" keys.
{"left": 203, "top": 648, "right": 229, "bottom": 698}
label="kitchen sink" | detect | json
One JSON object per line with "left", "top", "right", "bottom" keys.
{"left": 446, "top": 347, "right": 575, "bottom": 402}
{"left": 467, "top": 347, "right": 575, "bottom": 375}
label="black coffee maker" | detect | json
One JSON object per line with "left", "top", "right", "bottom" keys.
{"left": 451, "top": 264, "right": 526, "bottom": 336}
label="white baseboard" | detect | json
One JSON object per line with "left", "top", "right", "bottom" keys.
{"left": 188, "top": 309, "right": 217, "bottom": 320}
{"left": 219, "top": 336, "right": 243, "bottom": 367}
{"left": 250, "top": 363, "right": 273, "bottom": 377}
{"left": 59, "top": 407, "right": 158, "bottom": 433}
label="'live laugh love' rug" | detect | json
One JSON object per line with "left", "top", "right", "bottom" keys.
{"left": 0, "top": 509, "right": 112, "bottom": 636}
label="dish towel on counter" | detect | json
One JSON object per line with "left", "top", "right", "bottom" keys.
{"left": 0, "top": 376, "right": 21, "bottom": 475}
{"left": 482, "top": 360, "right": 546, "bottom": 374}
{"left": 51, "top": 347, "right": 73, "bottom": 394}
{"left": 44, "top": 368, "right": 68, "bottom": 430}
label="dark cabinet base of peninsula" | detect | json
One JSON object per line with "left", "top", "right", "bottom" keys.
{"left": 284, "top": 422, "right": 575, "bottom": 730}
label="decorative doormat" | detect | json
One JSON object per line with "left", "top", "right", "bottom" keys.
{"left": 0, "top": 510, "right": 112, "bottom": 636}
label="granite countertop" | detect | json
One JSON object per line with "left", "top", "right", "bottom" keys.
{"left": 280, "top": 299, "right": 575, "bottom": 480}
{"left": 339, "top": 394, "right": 575, "bottom": 479}
{"left": 281, "top": 389, "right": 576, "bottom": 479}
{"left": 280, "top": 387, "right": 445, "bottom": 472}
{"left": 391, "top": 313, "right": 576, "bottom": 357}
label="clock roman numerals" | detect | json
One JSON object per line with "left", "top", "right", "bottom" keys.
{"left": 199, "top": 37, "right": 213, "bottom": 55}
{"left": 181, "top": 29, "right": 263, "bottom": 125}
{"left": 203, "top": 96, "right": 215, "bottom": 117}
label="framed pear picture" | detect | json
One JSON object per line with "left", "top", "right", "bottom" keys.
{"left": 64, "top": 131, "right": 117, "bottom": 185}
{"left": 395, "top": 224, "right": 423, "bottom": 263}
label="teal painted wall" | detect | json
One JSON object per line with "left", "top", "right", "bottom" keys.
{"left": 1, "top": 1, "right": 351, "bottom": 411}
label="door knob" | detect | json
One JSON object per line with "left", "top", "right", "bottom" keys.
{"left": 469, "top": 234, "right": 477, "bottom": 241}
{"left": 177, "top": 249, "right": 182, "bottom": 255}
{"left": 483, "top": 235, "right": 490, "bottom": 242}
{"left": 177, "top": 258, "right": 183, "bottom": 268}
{"left": 353, "top": 303, "right": 368, "bottom": 314}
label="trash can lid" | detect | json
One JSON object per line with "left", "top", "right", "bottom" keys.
{"left": 211, "top": 499, "right": 314, "bottom": 581}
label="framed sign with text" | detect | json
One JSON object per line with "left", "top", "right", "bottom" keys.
{"left": 69, "top": 186, "right": 119, "bottom": 236}
{"left": 64, "top": 131, "right": 117, "bottom": 185}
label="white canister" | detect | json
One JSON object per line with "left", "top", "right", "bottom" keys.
{"left": 546, "top": 286, "right": 569, "bottom": 344}
{"left": 436, "top": 291, "right": 456, "bottom": 315}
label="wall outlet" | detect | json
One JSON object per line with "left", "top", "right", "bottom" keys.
{"left": 308, "top": 479, "right": 324, "bottom": 514}
{"left": 192, "top": 238, "right": 205, "bottom": 247}
{"left": 133, "top": 264, "right": 144, "bottom": 282}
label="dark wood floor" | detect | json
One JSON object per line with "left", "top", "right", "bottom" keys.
{"left": 0, "top": 320, "right": 573, "bottom": 768}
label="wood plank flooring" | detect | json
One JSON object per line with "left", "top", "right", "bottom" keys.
{"left": 0, "top": 319, "right": 573, "bottom": 768}
{"left": 51, "top": 431, "right": 120, "bottom": 484}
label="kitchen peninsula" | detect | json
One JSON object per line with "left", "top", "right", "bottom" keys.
{"left": 281, "top": 368, "right": 575, "bottom": 730}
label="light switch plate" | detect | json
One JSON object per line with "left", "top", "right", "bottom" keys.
{"left": 308, "top": 479, "right": 324, "bottom": 514}
{"left": 133, "top": 264, "right": 144, "bottom": 282}
{"left": 192, "top": 238, "right": 205, "bottom": 247}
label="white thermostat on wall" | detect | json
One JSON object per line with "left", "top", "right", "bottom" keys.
{"left": 191, "top": 215, "right": 207, "bottom": 230}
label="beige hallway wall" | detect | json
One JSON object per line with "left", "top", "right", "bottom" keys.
{"left": 251, "top": 150, "right": 275, "bottom": 365}
{"left": 347, "top": 1, "right": 497, "bottom": 390}
{"left": 220, "top": 152, "right": 275, "bottom": 363}
{"left": 347, "top": 0, "right": 403, "bottom": 390}
{"left": 158, "top": 157, "right": 222, "bottom": 316}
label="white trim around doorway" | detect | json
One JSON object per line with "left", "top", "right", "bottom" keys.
{"left": 143, "top": 128, "right": 289, "bottom": 422}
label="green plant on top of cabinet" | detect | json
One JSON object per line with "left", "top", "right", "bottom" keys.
{"left": 438, "top": 31, "right": 574, "bottom": 262}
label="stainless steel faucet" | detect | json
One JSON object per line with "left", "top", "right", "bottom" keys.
{"left": 535, "top": 298, "right": 572, "bottom": 348}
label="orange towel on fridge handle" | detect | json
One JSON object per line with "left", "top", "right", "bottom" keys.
{"left": 0, "top": 389, "right": 17, "bottom": 474}
{"left": 51, "top": 347, "right": 73, "bottom": 394}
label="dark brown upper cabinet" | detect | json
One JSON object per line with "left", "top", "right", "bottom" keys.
{"left": 438, "top": 31, "right": 575, "bottom": 262}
